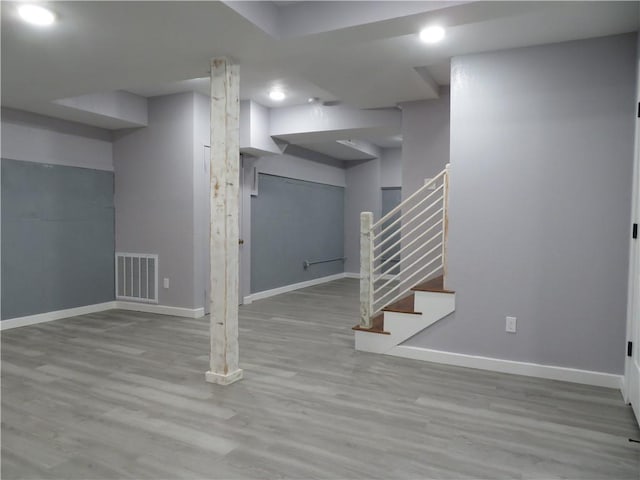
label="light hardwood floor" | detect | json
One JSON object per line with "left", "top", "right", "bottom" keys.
{"left": 2, "top": 278, "right": 639, "bottom": 479}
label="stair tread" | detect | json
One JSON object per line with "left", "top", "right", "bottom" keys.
{"left": 355, "top": 276, "right": 453, "bottom": 335}
{"left": 352, "top": 314, "right": 390, "bottom": 335}
{"left": 412, "top": 275, "right": 455, "bottom": 294}
{"left": 382, "top": 294, "right": 421, "bottom": 315}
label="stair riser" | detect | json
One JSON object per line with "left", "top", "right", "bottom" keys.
{"left": 413, "top": 291, "right": 455, "bottom": 324}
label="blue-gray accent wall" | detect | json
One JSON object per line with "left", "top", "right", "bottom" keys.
{"left": 251, "top": 173, "right": 345, "bottom": 293}
{"left": 1, "top": 159, "right": 115, "bottom": 319}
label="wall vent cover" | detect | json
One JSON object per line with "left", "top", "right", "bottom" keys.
{"left": 115, "top": 253, "right": 158, "bottom": 303}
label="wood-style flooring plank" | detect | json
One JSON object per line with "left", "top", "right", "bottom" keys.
{"left": 2, "top": 278, "right": 639, "bottom": 479}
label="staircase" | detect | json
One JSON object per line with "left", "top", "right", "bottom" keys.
{"left": 354, "top": 165, "right": 455, "bottom": 355}
{"left": 353, "top": 275, "right": 455, "bottom": 354}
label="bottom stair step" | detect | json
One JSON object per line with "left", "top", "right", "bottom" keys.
{"left": 352, "top": 314, "right": 390, "bottom": 335}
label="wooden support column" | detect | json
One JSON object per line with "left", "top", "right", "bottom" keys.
{"left": 360, "top": 212, "right": 374, "bottom": 328}
{"left": 205, "top": 57, "right": 243, "bottom": 386}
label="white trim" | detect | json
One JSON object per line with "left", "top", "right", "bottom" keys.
{"left": 0, "top": 301, "right": 206, "bottom": 330}
{"left": 390, "top": 345, "right": 623, "bottom": 389}
{"left": 205, "top": 368, "right": 244, "bottom": 385}
{"left": 1, "top": 302, "right": 117, "bottom": 330}
{"left": 114, "top": 301, "right": 205, "bottom": 319}
{"left": 344, "top": 272, "right": 360, "bottom": 279}
{"left": 243, "top": 272, "right": 347, "bottom": 304}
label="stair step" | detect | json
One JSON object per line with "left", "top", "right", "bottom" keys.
{"left": 382, "top": 293, "right": 421, "bottom": 315}
{"left": 411, "top": 275, "right": 455, "bottom": 294}
{"left": 352, "top": 314, "right": 390, "bottom": 335}
{"left": 353, "top": 275, "right": 451, "bottom": 335}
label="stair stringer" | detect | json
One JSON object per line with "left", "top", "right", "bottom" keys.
{"left": 354, "top": 291, "right": 455, "bottom": 354}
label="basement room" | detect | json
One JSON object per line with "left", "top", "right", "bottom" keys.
{"left": 2, "top": 1, "right": 640, "bottom": 479}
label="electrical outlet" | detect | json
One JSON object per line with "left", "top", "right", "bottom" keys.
{"left": 506, "top": 316, "right": 517, "bottom": 333}
{"left": 163, "top": 277, "right": 170, "bottom": 289}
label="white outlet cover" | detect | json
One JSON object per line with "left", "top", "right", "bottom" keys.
{"left": 506, "top": 316, "right": 517, "bottom": 333}
{"left": 163, "top": 277, "right": 170, "bottom": 289}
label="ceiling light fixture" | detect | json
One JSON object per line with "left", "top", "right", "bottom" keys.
{"left": 18, "top": 4, "right": 56, "bottom": 26}
{"left": 419, "top": 25, "right": 445, "bottom": 44}
{"left": 269, "top": 89, "right": 286, "bottom": 101}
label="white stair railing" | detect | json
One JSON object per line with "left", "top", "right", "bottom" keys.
{"left": 359, "top": 164, "right": 450, "bottom": 328}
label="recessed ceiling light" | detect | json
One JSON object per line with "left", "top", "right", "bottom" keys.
{"left": 18, "top": 4, "right": 56, "bottom": 26}
{"left": 419, "top": 26, "right": 445, "bottom": 44}
{"left": 269, "top": 89, "right": 286, "bottom": 101}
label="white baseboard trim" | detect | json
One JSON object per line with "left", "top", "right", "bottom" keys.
{"left": 344, "top": 272, "right": 360, "bottom": 279}
{"left": 114, "top": 302, "right": 205, "bottom": 319}
{"left": 1, "top": 302, "right": 117, "bottom": 330}
{"left": 243, "top": 272, "right": 347, "bottom": 304}
{"left": 205, "top": 368, "right": 244, "bottom": 385}
{"left": 1, "top": 301, "right": 205, "bottom": 330}
{"left": 390, "top": 345, "right": 623, "bottom": 389}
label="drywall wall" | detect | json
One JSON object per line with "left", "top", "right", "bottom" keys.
{"left": 114, "top": 92, "right": 197, "bottom": 309}
{"left": 249, "top": 146, "right": 346, "bottom": 187}
{"left": 405, "top": 33, "right": 637, "bottom": 375}
{"left": 400, "top": 91, "right": 449, "bottom": 199}
{"left": 270, "top": 103, "right": 401, "bottom": 141}
{"left": 240, "top": 100, "right": 282, "bottom": 156}
{"left": 1, "top": 108, "right": 113, "bottom": 171}
{"left": 54, "top": 90, "right": 148, "bottom": 128}
{"left": 344, "top": 158, "right": 382, "bottom": 273}
{"left": 251, "top": 173, "right": 345, "bottom": 292}
{"left": 381, "top": 147, "right": 402, "bottom": 188}
{"left": 1, "top": 159, "right": 115, "bottom": 319}
{"left": 241, "top": 148, "right": 346, "bottom": 297}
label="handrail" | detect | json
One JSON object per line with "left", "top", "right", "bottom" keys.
{"left": 372, "top": 184, "right": 444, "bottom": 241}
{"left": 373, "top": 241, "right": 442, "bottom": 296}
{"left": 359, "top": 164, "right": 450, "bottom": 327}
{"left": 372, "top": 224, "right": 442, "bottom": 273}
{"left": 374, "top": 262, "right": 443, "bottom": 311}
{"left": 372, "top": 169, "right": 446, "bottom": 230}
{"left": 303, "top": 257, "right": 345, "bottom": 269}
{"left": 373, "top": 207, "right": 443, "bottom": 255}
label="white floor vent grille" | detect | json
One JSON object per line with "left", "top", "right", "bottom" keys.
{"left": 115, "top": 253, "right": 158, "bottom": 303}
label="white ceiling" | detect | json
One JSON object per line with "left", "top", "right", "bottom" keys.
{"left": 2, "top": 1, "right": 638, "bottom": 159}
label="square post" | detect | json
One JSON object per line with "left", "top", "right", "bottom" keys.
{"left": 206, "top": 57, "right": 243, "bottom": 386}
{"left": 360, "top": 212, "right": 374, "bottom": 328}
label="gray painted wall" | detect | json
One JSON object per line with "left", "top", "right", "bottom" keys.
{"left": 400, "top": 91, "right": 450, "bottom": 200}
{"left": 1, "top": 159, "right": 115, "bottom": 319}
{"left": 241, "top": 148, "right": 346, "bottom": 299}
{"left": 250, "top": 147, "right": 346, "bottom": 187}
{"left": 55, "top": 90, "right": 148, "bottom": 128}
{"left": 251, "top": 173, "right": 345, "bottom": 292}
{"left": 1, "top": 108, "right": 113, "bottom": 171}
{"left": 406, "top": 33, "right": 637, "bottom": 375}
{"left": 344, "top": 158, "right": 381, "bottom": 273}
{"left": 113, "top": 92, "right": 197, "bottom": 309}
{"left": 381, "top": 147, "right": 402, "bottom": 188}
